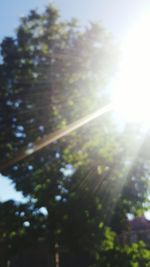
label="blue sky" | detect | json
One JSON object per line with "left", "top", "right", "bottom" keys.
{"left": 0, "top": 0, "right": 150, "bottom": 202}
{"left": 0, "top": 0, "right": 150, "bottom": 41}
{"left": 0, "top": 174, "right": 24, "bottom": 202}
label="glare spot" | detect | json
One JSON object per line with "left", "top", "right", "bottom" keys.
{"left": 55, "top": 152, "right": 60, "bottom": 159}
{"left": 27, "top": 165, "right": 33, "bottom": 171}
{"left": 38, "top": 125, "right": 45, "bottom": 132}
{"left": 26, "top": 148, "right": 34, "bottom": 155}
{"left": 55, "top": 195, "right": 62, "bottom": 201}
{"left": 39, "top": 207, "right": 48, "bottom": 216}
{"left": 13, "top": 165, "right": 19, "bottom": 171}
{"left": 113, "top": 11, "right": 150, "bottom": 127}
{"left": 23, "top": 221, "right": 30, "bottom": 227}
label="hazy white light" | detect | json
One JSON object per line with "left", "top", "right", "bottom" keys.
{"left": 113, "top": 11, "right": 150, "bottom": 126}
{"left": 23, "top": 221, "right": 30, "bottom": 227}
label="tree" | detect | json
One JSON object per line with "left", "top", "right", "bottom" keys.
{"left": 0, "top": 200, "right": 48, "bottom": 266}
{"left": 0, "top": 4, "right": 150, "bottom": 267}
{"left": 96, "top": 227, "right": 150, "bottom": 267}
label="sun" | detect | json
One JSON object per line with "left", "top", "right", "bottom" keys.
{"left": 113, "top": 11, "right": 150, "bottom": 126}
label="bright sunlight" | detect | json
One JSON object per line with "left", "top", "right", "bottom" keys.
{"left": 113, "top": 11, "right": 150, "bottom": 126}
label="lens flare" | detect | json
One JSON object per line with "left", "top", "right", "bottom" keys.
{"left": 113, "top": 11, "right": 150, "bottom": 126}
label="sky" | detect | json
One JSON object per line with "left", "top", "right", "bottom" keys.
{"left": 0, "top": 0, "right": 150, "bottom": 202}
{"left": 0, "top": 174, "right": 24, "bottom": 202}
{"left": 0, "top": 0, "right": 150, "bottom": 41}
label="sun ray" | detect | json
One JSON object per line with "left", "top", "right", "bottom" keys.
{"left": 113, "top": 11, "right": 150, "bottom": 127}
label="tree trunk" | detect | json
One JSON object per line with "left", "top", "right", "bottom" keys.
{"left": 48, "top": 243, "right": 56, "bottom": 267}
{"left": 47, "top": 208, "right": 57, "bottom": 267}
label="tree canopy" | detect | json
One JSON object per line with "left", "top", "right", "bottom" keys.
{"left": 0, "top": 4, "right": 150, "bottom": 267}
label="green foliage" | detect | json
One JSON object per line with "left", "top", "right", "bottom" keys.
{"left": 95, "top": 228, "right": 150, "bottom": 267}
{"left": 0, "top": 4, "right": 150, "bottom": 267}
{"left": 0, "top": 200, "right": 48, "bottom": 265}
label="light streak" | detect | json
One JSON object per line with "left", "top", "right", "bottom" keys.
{"left": 0, "top": 104, "right": 112, "bottom": 171}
